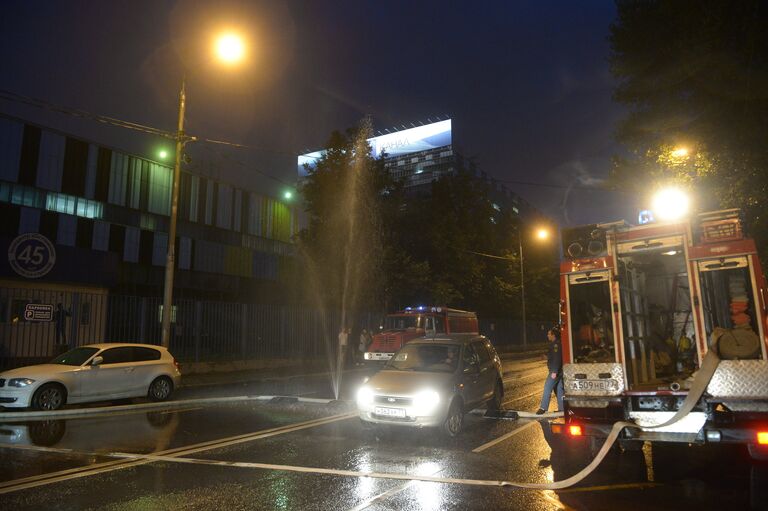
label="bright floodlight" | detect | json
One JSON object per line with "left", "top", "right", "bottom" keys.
{"left": 283, "top": 191, "right": 292, "bottom": 200}
{"left": 671, "top": 146, "right": 689, "bottom": 158}
{"left": 652, "top": 188, "right": 690, "bottom": 221}
{"left": 536, "top": 228, "right": 550, "bottom": 240}
{"left": 158, "top": 150, "right": 168, "bottom": 160}
{"left": 215, "top": 33, "right": 245, "bottom": 64}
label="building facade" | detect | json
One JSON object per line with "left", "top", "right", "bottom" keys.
{"left": 0, "top": 114, "right": 297, "bottom": 326}
{"left": 297, "top": 118, "right": 539, "bottom": 219}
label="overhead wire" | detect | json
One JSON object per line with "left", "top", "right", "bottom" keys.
{"left": 0, "top": 88, "right": 633, "bottom": 196}
{"left": 0, "top": 88, "right": 297, "bottom": 186}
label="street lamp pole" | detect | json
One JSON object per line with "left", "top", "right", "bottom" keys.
{"left": 518, "top": 234, "right": 527, "bottom": 350}
{"left": 161, "top": 77, "right": 187, "bottom": 348}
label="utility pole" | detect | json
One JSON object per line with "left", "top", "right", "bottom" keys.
{"left": 519, "top": 235, "right": 527, "bottom": 350}
{"left": 161, "top": 77, "right": 187, "bottom": 348}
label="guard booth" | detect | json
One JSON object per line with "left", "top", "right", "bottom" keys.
{"left": 0, "top": 280, "right": 109, "bottom": 368}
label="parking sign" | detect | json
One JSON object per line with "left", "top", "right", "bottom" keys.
{"left": 8, "top": 233, "right": 56, "bottom": 279}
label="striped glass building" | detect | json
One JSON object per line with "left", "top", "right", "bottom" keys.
{"left": 0, "top": 114, "right": 297, "bottom": 303}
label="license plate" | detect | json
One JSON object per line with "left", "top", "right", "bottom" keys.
{"left": 374, "top": 407, "right": 406, "bottom": 418}
{"left": 569, "top": 379, "right": 618, "bottom": 392}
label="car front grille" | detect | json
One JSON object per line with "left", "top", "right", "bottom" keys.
{"left": 374, "top": 395, "right": 413, "bottom": 406}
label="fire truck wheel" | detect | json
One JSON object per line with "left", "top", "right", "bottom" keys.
{"left": 748, "top": 444, "right": 768, "bottom": 463}
{"left": 442, "top": 399, "right": 464, "bottom": 437}
{"left": 487, "top": 381, "right": 503, "bottom": 413}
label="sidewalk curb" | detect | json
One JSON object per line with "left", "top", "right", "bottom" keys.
{"left": 182, "top": 367, "right": 369, "bottom": 388}
{"left": 0, "top": 395, "right": 352, "bottom": 421}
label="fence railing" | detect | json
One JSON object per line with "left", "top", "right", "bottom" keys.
{"left": 0, "top": 286, "right": 547, "bottom": 370}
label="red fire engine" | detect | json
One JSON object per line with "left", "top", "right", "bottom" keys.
{"left": 364, "top": 306, "right": 478, "bottom": 362}
{"left": 556, "top": 209, "right": 768, "bottom": 460}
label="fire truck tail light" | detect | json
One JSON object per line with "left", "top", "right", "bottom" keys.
{"left": 569, "top": 425, "right": 583, "bottom": 436}
{"left": 757, "top": 431, "right": 768, "bottom": 445}
{"left": 551, "top": 424, "right": 563, "bottom": 434}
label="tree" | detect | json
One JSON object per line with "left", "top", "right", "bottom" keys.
{"left": 298, "top": 123, "right": 558, "bottom": 324}
{"left": 298, "top": 122, "right": 387, "bottom": 316}
{"left": 609, "top": 0, "right": 768, "bottom": 253}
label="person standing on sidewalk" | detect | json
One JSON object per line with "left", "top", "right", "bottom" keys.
{"left": 357, "top": 328, "right": 370, "bottom": 366}
{"left": 536, "top": 327, "right": 564, "bottom": 415}
{"left": 338, "top": 327, "right": 349, "bottom": 369}
{"left": 55, "top": 302, "right": 72, "bottom": 349}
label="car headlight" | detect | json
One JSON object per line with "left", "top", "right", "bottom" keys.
{"left": 8, "top": 378, "right": 36, "bottom": 388}
{"left": 357, "top": 386, "right": 374, "bottom": 407}
{"left": 412, "top": 390, "right": 440, "bottom": 415}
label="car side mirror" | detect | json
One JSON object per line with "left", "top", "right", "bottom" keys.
{"left": 91, "top": 356, "right": 103, "bottom": 366}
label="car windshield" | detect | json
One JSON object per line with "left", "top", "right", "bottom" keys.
{"left": 50, "top": 347, "right": 100, "bottom": 366}
{"left": 385, "top": 344, "right": 460, "bottom": 373}
{"left": 384, "top": 315, "right": 423, "bottom": 330}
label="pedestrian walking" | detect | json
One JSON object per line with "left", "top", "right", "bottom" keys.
{"left": 536, "top": 327, "right": 564, "bottom": 414}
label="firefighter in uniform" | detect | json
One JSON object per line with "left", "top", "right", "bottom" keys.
{"left": 536, "top": 327, "right": 564, "bottom": 414}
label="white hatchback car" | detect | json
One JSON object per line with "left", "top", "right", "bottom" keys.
{"left": 0, "top": 343, "right": 182, "bottom": 411}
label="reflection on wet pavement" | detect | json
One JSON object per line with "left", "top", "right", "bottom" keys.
{"left": 0, "top": 357, "right": 765, "bottom": 510}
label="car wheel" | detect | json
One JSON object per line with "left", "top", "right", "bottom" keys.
{"left": 488, "top": 380, "right": 503, "bottom": 412}
{"left": 31, "top": 383, "right": 66, "bottom": 411}
{"left": 148, "top": 376, "right": 174, "bottom": 402}
{"left": 28, "top": 420, "right": 66, "bottom": 446}
{"left": 442, "top": 399, "right": 464, "bottom": 437}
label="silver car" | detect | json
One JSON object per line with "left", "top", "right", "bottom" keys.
{"left": 0, "top": 343, "right": 182, "bottom": 410}
{"left": 356, "top": 335, "right": 504, "bottom": 436}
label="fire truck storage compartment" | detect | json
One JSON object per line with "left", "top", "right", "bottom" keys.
{"left": 567, "top": 271, "right": 615, "bottom": 363}
{"left": 616, "top": 236, "right": 699, "bottom": 390}
{"left": 698, "top": 257, "right": 763, "bottom": 360}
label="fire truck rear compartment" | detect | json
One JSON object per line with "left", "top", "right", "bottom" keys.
{"left": 617, "top": 245, "right": 699, "bottom": 391}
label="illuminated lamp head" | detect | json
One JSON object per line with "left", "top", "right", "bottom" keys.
{"left": 651, "top": 188, "right": 690, "bottom": 221}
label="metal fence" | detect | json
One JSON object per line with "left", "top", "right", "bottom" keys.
{"left": 0, "top": 286, "right": 549, "bottom": 370}
{"left": 0, "top": 286, "right": 378, "bottom": 370}
{"left": 478, "top": 317, "right": 554, "bottom": 352}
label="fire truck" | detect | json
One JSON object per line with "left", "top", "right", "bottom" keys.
{"left": 555, "top": 209, "right": 768, "bottom": 460}
{"left": 364, "top": 306, "right": 478, "bottom": 362}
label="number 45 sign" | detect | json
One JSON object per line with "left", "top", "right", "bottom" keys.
{"left": 8, "top": 233, "right": 56, "bottom": 279}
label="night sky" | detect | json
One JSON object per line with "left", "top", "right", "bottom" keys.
{"left": 0, "top": 0, "right": 638, "bottom": 226}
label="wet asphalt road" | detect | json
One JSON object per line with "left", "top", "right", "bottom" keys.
{"left": 0, "top": 356, "right": 766, "bottom": 511}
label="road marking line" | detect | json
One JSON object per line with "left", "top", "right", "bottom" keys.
{"left": 557, "top": 482, "right": 661, "bottom": 493}
{"left": 348, "top": 481, "right": 418, "bottom": 511}
{"left": 0, "top": 412, "right": 355, "bottom": 494}
{"left": 54, "top": 451, "right": 514, "bottom": 488}
{"left": 472, "top": 420, "right": 539, "bottom": 453}
{"left": 541, "top": 490, "right": 576, "bottom": 511}
{"left": 347, "top": 466, "right": 445, "bottom": 511}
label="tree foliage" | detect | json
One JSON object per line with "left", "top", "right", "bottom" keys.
{"left": 609, "top": 0, "right": 768, "bottom": 253}
{"left": 298, "top": 130, "right": 558, "bottom": 322}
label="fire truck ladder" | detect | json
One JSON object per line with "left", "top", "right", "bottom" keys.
{"left": 620, "top": 264, "right": 651, "bottom": 385}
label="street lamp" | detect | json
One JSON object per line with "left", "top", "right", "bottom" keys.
{"left": 518, "top": 225, "right": 551, "bottom": 349}
{"left": 651, "top": 187, "right": 690, "bottom": 222}
{"left": 160, "top": 32, "right": 247, "bottom": 348}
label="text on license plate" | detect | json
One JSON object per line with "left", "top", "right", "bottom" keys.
{"left": 569, "top": 379, "right": 618, "bottom": 391}
{"left": 374, "top": 407, "right": 406, "bottom": 418}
